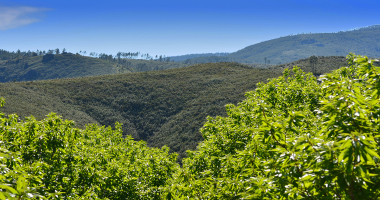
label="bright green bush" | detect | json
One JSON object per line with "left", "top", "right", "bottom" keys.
{"left": 166, "top": 54, "right": 380, "bottom": 199}
{"left": 0, "top": 97, "right": 179, "bottom": 199}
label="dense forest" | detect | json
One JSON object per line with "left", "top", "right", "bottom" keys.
{"left": 179, "top": 25, "right": 380, "bottom": 64}
{"left": 1, "top": 54, "right": 380, "bottom": 199}
{"left": 0, "top": 56, "right": 347, "bottom": 161}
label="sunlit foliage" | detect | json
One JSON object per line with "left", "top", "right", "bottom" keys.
{"left": 166, "top": 54, "right": 380, "bottom": 199}
{"left": 0, "top": 99, "right": 178, "bottom": 199}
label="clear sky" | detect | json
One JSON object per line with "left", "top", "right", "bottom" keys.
{"left": 0, "top": 0, "right": 379, "bottom": 57}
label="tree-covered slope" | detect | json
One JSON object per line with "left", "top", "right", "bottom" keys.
{"left": 180, "top": 25, "right": 380, "bottom": 64}
{"left": 0, "top": 53, "right": 130, "bottom": 82}
{"left": 0, "top": 53, "right": 189, "bottom": 82}
{"left": 267, "top": 55, "right": 348, "bottom": 75}
{"left": 0, "top": 57, "right": 347, "bottom": 160}
{"left": 0, "top": 63, "right": 277, "bottom": 160}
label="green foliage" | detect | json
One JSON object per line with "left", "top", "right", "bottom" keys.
{"left": 0, "top": 97, "right": 179, "bottom": 199}
{"left": 0, "top": 98, "right": 44, "bottom": 200}
{"left": 166, "top": 54, "right": 380, "bottom": 199}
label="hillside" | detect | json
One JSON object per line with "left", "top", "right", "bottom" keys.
{"left": 0, "top": 53, "right": 190, "bottom": 82}
{"left": 0, "top": 57, "right": 348, "bottom": 160}
{"left": 180, "top": 25, "right": 380, "bottom": 64}
{"left": 267, "top": 55, "right": 347, "bottom": 75}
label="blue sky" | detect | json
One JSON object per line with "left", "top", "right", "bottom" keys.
{"left": 0, "top": 0, "right": 379, "bottom": 57}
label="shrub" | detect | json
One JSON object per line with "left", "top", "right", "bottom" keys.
{"left": 166, "top": 54, "right": 380, "bottom": 199}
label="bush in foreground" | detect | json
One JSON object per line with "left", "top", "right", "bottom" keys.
{"left": 0, "top": 100, "right": 178, "bottom": 199}
{"left": 166, "top": 54, "right": 380, "bottom": 199}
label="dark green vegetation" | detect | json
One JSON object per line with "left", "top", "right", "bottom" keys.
{"left": 1, "top": 54, "right": 379, "bottom": 199}
{"left": 0, "top": 57, "right": 347, "bottom": 161}
{"left": 0, "top": 51, "right": 189, "bottom": 82}
{"left": 180, "top": 25, "right": 380, "bottom": 64}
{"left": 268, "top": 55, "right": 348, "bottom": 76}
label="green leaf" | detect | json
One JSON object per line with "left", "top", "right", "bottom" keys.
{"left": 364, "top": 147, "right": 380, "bottom": 159}
{"left": 338, "top": 147, "right": 350, "bottom": 163}
{"left": 0, "top": 185, "right": 17, "bottom": 194}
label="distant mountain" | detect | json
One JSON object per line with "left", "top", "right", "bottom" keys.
{"left": 0, "top": 56, "right": 347, "bottom": 161}
{"left": 0, "top": 53, "right": 190, "bottom": 82}
{"left": 180, "top": 25, "right": 380, "bottom": 64}
{"left": 169, "top": 52, "right": 230, "bottom": 62}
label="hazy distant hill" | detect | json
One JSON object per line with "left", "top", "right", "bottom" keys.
{"left": 170, "top": 52, "right": 230, "bottom": 62}
{"left": 180, "top": 25, "right": 380, "bottom": 64}
{"left": 0, "top": 53, "right": 189, "bottom": 82}
{"left": 0, "top": 56, "right": 347, "bottom": 160}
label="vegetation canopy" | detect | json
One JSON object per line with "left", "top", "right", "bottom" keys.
{"left": 0, "top": 54, "right": 379, "bottom": 199}
{"left": 167, "top": 53, "right": 380, "bottom": 199}
{"left": 0, "top": 101, "right": 179, "bottom": 199}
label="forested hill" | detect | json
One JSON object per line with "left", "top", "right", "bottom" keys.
{"left": 0, "top": 52, "right": 189, "bottom": 82}
{"left": 180, "top": 25, "right": 380, "bottom": 64}
{"left": 0, "top": 56, "right": 347, "bottom": 160}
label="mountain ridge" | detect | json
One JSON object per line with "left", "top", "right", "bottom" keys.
{"left": 179, "top": 25, "right": 380, "bottom": 64}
